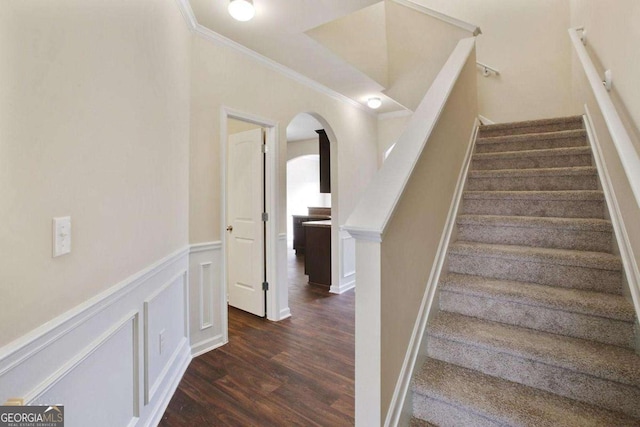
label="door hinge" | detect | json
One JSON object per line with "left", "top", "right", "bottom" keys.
{"left": 262, "top": 281, "right": 269, "bottom": 291}
{"left": 261, "top": 212, "right": 269, "bottom": 222}
{"left": 261, "top": 144, "right": 268, "bottom": 153}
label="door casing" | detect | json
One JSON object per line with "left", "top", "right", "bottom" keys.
{"left": 220, "top": 107, "right": 281, "bottom": 332}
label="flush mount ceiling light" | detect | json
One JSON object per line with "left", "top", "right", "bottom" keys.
{"left": 367, "top": 97, "right": 382, "bottom": 109}
{"left": 228, "top": 0, "right": 255, "bottom": 22}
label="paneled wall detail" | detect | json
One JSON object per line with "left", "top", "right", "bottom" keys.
{"left": 189, "top": 242, "right": 226, "bottom": 357}
{"left": 0, "top": 249, "right": 191, "bottom": 427}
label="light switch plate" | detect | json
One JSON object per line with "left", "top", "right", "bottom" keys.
{"left": 52, "top": 216, "right": 71, "bottom": 257}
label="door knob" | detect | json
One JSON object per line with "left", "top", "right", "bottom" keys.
{"left": 226, "top": 225, "right": 233, "bottom": 232}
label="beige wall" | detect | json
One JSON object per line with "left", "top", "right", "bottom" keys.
{"left": 380, "top": 52, "right": 478, "bottom": 417}
{"left": 385, "top": 0, "right": 470, "bottom": 110}
{"left": 569, "top": 0, "right": 640, "bottom": 310}
{"left": 189, "top": 36, "right": 379, "bottom": 243}
{"left": 0, "top": 0, "right": 191, "bottom": 347}
{"left": 306, "top": 2, "right": 389, "bottom": 88}
{"left": 570, "top": 0, "right": 640, "bottom": 148}
{"left": 415, "top": 0, "right": 577, "bottom": 123}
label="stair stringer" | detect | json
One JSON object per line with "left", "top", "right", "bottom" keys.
{"left": 584, "top": 106, "right": 640, "bottom": 352}
{"left": 386, "top": 120, "right": 480, "bottom": 427}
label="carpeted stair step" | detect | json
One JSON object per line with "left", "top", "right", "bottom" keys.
{"left": 447, "top": 242, "right": 622, "bottom": 293}
{"left": 439, "top": 273, "right": 635, "bottom": 347}
{"left": 457, "top": 214, "right": 612, "bottom": 252}
{"left": 478, "top": 115, "right": 584, "bottom": 138}
{"left": 471, "top": 146, "right": 592, "bottom": 170}
{"left": 411, "top": 358, "right": 640, "bottom": 427}
{"left": 467, "top": 166, "right": 599, "bottom": 191}
{"left": 426, "top": 312, "right": 640, "bottom": 418}
{"left": 462, "top": 190, "right": 605, "bottom": 218}
{"left": 475, "top": 129, "right": 587, "bottom": 153}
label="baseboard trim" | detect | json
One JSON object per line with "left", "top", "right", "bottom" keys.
{"left": 191, "top": 334, "right": 227, "bottom": 358}
{"left": 384, "top": 119, "right": 480, "bottom": 427}
{"left": 583, "top": 108, "right": 640, "bottom": 320}
{"left": 331, "top": 278, "right": 355, "bottom": 294}
{"left": 143, "top": 343, "right": 192, "bottom": 427}
{"left": 279, "top": 307, "right": 292, "bottom": 320}
{"left": 478, "top": 114, "right": 495, "bottom": 125}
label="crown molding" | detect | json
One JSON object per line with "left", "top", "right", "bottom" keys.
{"left": 391, "top": 0, "right": 481, "bottom": 36}
{"left": 174, "top": 0, "right": 375, "bottom": 117}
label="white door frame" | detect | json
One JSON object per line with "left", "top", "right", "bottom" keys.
{"left": 220, "top": 106, "right": 281, "bottom": 325}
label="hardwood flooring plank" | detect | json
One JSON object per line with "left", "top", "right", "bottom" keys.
{"left": 159, "top": 251, "right": 355, "bottom": 426}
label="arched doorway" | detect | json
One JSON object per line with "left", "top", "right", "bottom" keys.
{"left": 281, "top": 112, "right": 341, "bottom": 314}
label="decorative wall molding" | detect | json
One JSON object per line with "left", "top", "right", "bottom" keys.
{"left": 199, "top": 262, "right": 214, "bottom": 330}
{"left": 333, "top": 231, "right": 356, "bottom": 294}
{"left": 143, "top": 272, "right": 189, "bottom": 404}
{"left": 174, "top": 0, "right": 374, "bottom": 117}
{"left": 188, "top": 241, "right": 226, "bottom": 357}
{"left": 0, "top": 247, "right": 191, "bottom": 427}
{"left": 583, "top": 108, "right": 640, "bottom": 319}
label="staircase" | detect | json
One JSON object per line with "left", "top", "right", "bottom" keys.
{"left": 410, "top": 116, "right": 640, "bottom": 426}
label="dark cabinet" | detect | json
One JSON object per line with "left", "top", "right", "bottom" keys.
{"left": 292, "top": 214, "right": 330, "bottom": 255}
{"left": 316, "top": 129, "right": 331, "bottom": 194}
{"left": 303, "top": 220, "right": 331, "bottom": 286}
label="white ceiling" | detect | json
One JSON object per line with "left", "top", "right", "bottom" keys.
{"left": 189, "top": 0, "right": 406, "bottom": 114}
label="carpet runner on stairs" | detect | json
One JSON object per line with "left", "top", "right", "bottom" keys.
{"left": 410, "top": 115, "right": 640, "bottom": 426}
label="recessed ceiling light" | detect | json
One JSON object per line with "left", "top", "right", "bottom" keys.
{"left": 228, "top": 0, "right": 255, "bottom": 22}
{"left": 367, "top": 97, "right": 382, "bottom": 109}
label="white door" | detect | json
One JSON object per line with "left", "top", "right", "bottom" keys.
{"left": 227, "top": 128, "right": 266, "bottom": 317}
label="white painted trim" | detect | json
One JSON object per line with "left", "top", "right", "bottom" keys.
{"left": 384, "top": 120, "right": 480, "bottom": 427}
{"left": 191, "top": 334, "right": 226, "bottom": 358}
{"left": 198, "top": 262, "right": 214, "bottom": 330}
{"left": 583, "top": 108, "right": 640, "bottom": 319}
{"left": 478, "top": 114, "right": 495, "bottom": 125}
{"left": 174, "top": 0, "right": 197, "bottom": 30}
{"left": 378, "top": 110, "right": 413, "bottom": 121}
{"left": 331, "top": 279, "right": 356, "bottom": 295}
{"left": 344, "top": 37, "right": 477, "bottom": 242}
{"left": 279, "top": 308, "right": 292, "bottom": 320}
{"left": 570, "top": 27, "right": 640, "bottom": 208}
{"left": 174, "top": 0, "right": 374, "bottom": 117}
{"left": 142, "top": 345, "right": 191, "bottom": 427}
{"left": 0, "top": 246, "right": 189, "bottom": 374}
{"left": 143, "top": 272, "right": 188, "bottom": 404}
{"left": 190, "top": 241, "right": 222, "bottom": 254}
{"left": 24, "top": 311, "right": 140, "bottom": 405}
{"left": 391, "top": 0, "right": 481, "bottom": 36}
{"left": 221, "top": 107, "right": 280, "bottom": 322}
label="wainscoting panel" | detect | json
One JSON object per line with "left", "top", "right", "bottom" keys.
{"left": 0, "top": 247, "right": 191, "bottom": 427}
{"left": 144, "top": 273, "right": 188, "bottom": 404}
{"left": 32, "top": 313, "right": 140, "bottom": 427}
{"left": 334, "top": 230, "right": 356, "bottom": 294}
{"left": 189, "top": 242, "right": 226, "bottom": 357}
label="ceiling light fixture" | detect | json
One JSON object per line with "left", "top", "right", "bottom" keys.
{"left": 367, "top": 97, "right": 382, "bottom": 109}
{"left": 228, "top": 0, "right": 256, "bottom": 22}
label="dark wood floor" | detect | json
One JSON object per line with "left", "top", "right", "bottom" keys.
{"left": 159, "top": 248, "right": 355, "bottom": 426}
